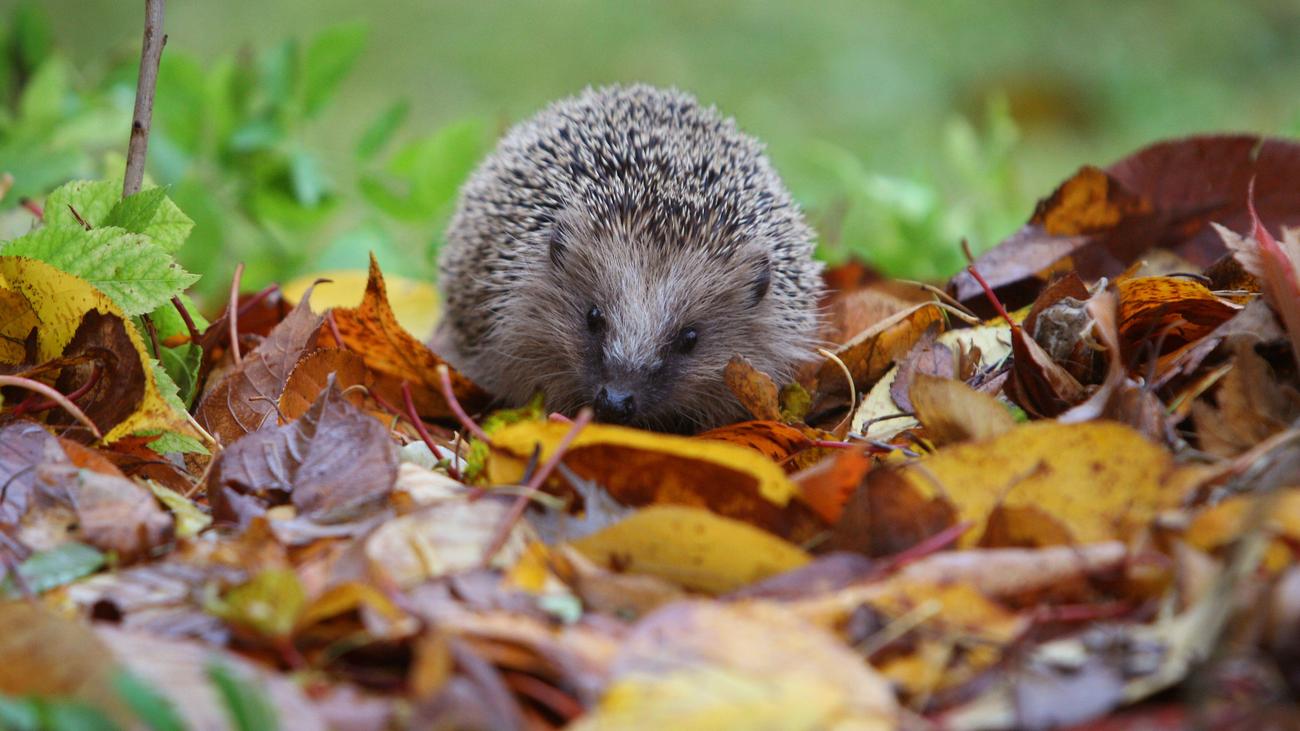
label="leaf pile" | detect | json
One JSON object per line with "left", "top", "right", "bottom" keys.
{"left": 3, "top": 135, "right": 1300, "bottom": 730}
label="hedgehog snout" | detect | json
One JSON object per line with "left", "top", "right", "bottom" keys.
{"left": 593, "top": 385, "right": 637, "bottom": 424}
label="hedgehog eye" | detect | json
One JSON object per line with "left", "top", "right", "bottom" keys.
{"left": 674, "top": 326, "right": 698, "bottom": 354}
{"left": 586, "top": 305, "right": 605, "bottom": 333}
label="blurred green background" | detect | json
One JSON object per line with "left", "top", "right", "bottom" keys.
{"left": 6, "top": 0, "right": 1300, "bottom": 303}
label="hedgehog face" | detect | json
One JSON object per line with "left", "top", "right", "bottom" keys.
{"left": 505, "top": 213, "right": 784, "bottom": 432}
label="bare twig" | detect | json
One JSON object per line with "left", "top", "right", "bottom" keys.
{"left": 123, "top": 0, "right": 167, "bottom": 198}
{"left": 436, "top": 364, "right": 491, "bottom": 443}
{"left": 402, "top": 381, "right": 459, "bottom": 480}
{"left": 482, "top": 408, "right": 592, "bottom": 565}
{"left": 0, "top": 375, "right": 102, "bottom": 440}
{"left": 227, "top": 262, "right": 245, "bottom": 365}
{"left": 170, "top": 296, "right": 201, "bottom": 344}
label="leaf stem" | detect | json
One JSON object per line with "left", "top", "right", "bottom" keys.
{"left": 227, "top": 262, "right": 244, "bottom": 365}
{"left": 436, "top": 364, "right": 490, "bottom": 444}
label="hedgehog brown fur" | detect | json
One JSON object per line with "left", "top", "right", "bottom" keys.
{"left": 436, "top": 84, "right": 822, "bottom": 431}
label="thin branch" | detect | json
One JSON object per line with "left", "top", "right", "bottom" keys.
{"left": 227, "top": 262, "right": 245, "bottom": 365}
{"left": 123, "top": 0, "right": 167, "bottom": 198}
{"left": 0, "top": 375, "right": 102, "bottom": 440}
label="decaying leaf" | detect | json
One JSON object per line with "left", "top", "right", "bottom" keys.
{"left": 723, "top": 356, "right": 783, "bottom": 422}
{"left": 0, "top": 256, "right": 197, "bottom": 443}
{"left": 195, "top": 286, "right": 324, "bottom": 443}
{"left": 207, "top": 374, "right": 398, "bottom": 527}
{"left": 909, "top": 371, "right": 1016, "bottom": 446}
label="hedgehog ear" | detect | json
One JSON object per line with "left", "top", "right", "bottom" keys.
{"left": 747, "top": 257, "right": 771, "bottom": 307}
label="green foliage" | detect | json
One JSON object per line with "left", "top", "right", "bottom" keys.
{"left": 110, "top": 674, "right": 185, "bottom": 731}
{"left": 0, "top": 695, "right": 118, "bottom": 731}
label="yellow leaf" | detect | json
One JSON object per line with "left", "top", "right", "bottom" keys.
{"left": 0, "top": 256, "right": 197, "bottom": 444}
{"left": 909, "top": 372, "right": 1016, "bottom": 446}
{"left": 282, "top": 267, "right": 440, "bottom": 340}
{"left": 570, "top": 505, "right": 810, "bottom": 594}
{"left": 901, "top": 420, "right": 1184, "bottom": 547}
{"left": 489, "top": 420, "right": 822, "bottom": 542}
{"left": 1185, "top": 488, "right": 1300, "bottom": 573}
{"left": 572, "top": 601, "right": 896, "bottom": 731}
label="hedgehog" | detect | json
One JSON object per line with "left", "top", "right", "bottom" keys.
{"left": 436, "top": 84, "right": 822, "bottom": 432}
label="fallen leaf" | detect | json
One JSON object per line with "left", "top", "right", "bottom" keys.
{"left": 817, "top": 302, "right": 947, "bottom": 400}
{"left": 278, "top": 347, "right": 371, "bottom": 422}
{"left": 488, "top": 420, "right": 825, "bottom": 541}
{"left": 283, "top": 267, "right": 441, "bottom": 340}
{"left": 573, "top": 600, "right": 898, "bottom": 731}
{"left": 910, "top": 371, "right": 1017, "bottom": 446}
{"left": 723, "top": 356, "right": 782, "bottom": 421}
{"left": 569, "top": 505, "right": 811, "bottom": 594}
{"left": 899, "top": 421, "right": 1185, "bottom": 547}
{"left": 320, "top": 254, "right": 489, "bottom": 419}
{"left": 195, "top": 286, "right": 324, "bottom": 443}
{"left": 207, "top": 374, "right": 398, "bottom": 527}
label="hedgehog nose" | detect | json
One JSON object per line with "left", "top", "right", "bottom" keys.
{"left": 594, "top": 386, "right": 637, "bottom": 424}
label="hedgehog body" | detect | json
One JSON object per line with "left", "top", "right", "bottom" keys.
{"left": 437, "top": 84, "right": 822, "bottom": 431}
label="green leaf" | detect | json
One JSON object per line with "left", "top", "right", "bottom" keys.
{"left": 112, "top": 672, "right": 185, "bottom": 731}
{"left": 44, "top": 179, "right": 118, "bottom": 229}
{"left": 104, "top": 189, "right": 166, "bottom": 232}
{"left": 13, "top": 1, "right": 54, "bottom": 72}
{"left": 108, "top": 190, "right": 194, "bottom": 253}
{"left": 208, "top": 569, "right": 305, "bottom": 640}
{"left": 288, "top": 150, "right": 328, "bottom": 207}
{"left": 207, "top": 663, "right": 278, "bottom": 731}
{"left": 300, "top": 23, "right": 367, "bottom": 118}
{"left": 0, "top": 542, "right": 104, "bottom": 598}
{"left": 137, "top": 429, "right": 209, "bottom": 457}
{"left": 149, "top": 359, "right": 189, "bottom": 415}
{"left": 17, "top": 55, "right": 68, "bottom": 128}
{"left": 0, "top": 696, "right": 40, "bottom": 731}
{"left": 1, "top": 226, "right": 199, "bottom": 316}
{"left": 355, "top": 99, "right": 409, "bottom": 160}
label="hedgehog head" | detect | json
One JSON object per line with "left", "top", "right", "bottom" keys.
{"left": 497, "top": 202, "right": 802, "bottom": 431}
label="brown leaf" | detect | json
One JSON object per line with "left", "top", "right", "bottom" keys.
{"left": 951, "top": 135, "right": 1300, "bottom": 309}
{"left": 695, "top": 419, "right": 817, "bottom": 467}
{"left": 207, "top": 374, "right": 398, "bottom": 526}
{"left": 723, "top": 356, "right": 782, "bottom": 421}
{"left": 828, "top": 466, "right": 958, "bottom": 557}
{"left": 196, "top": 288, "right": 324, "bottom": 444}
{"left": 279, "top": 347, "right": 371, "bottom": 422}
{"left": 323, "top": 254, "right": 489, "bottom": 418}
{"left": 792, "top": 447, "right": 874, "bottom": 525}
{"left": 888, "top": 324, "right": 953, "bottom": 413}
{"left": 1192, "top": 341, "right": 1300, "bottom": 457}
{"left": 44, "top": 310, "right": 145, "bottom": 440}
{"left": 0, "top": 603, "right": 128, "bottom": 723}
{"left": 1004, "top": 325, "right": 1088, "bottom": 418}
{"left": 1116, "top": 276, "right": 1240, "bottom": 362}
{"left": 817, "top": 302, "right": 946, "bottom": 400}
{"left": 910, "top": 371, "right": 1016, "bottom": 446}
{"left": 67, "top": 468, "right": 174, "bottom": 561}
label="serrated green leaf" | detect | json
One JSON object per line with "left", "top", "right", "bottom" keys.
{"left": 207, "top": 663, "right": 278, "bottom": 731}
{"left": 355, "top": 99, "right": 409, "bottom": 161}
{"left": 138, "top": 429, "right": 209, "bottom": 457}
{"left": 112, "top": 671, "right": 186, "bottom": 731}
{"left": 301, "top": 23, "right": 367, "bottom": 118}
{"left": 44, "top": 179, "right": 118, "bottom": 229}
{"left": 1, "top": 226, "right": 199, "bottom": 315}
{"left": 107, "top": 189, "right": 194, "bottom": 253}
{"left": 0, "top": 542, "right": 104, "bottom": 598}
{"left": 148, "top": 358, "right": 189, "bottom": 415}
{"left": 146, "top": 481, "right": 211, "bottom": 538}
{"left": 104, "top": 188, "right": 163, "bottom": 230}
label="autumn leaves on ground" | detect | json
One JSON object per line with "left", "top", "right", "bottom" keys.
{"left": 2, "top": 133, "right": 1299, "bottom": 730}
